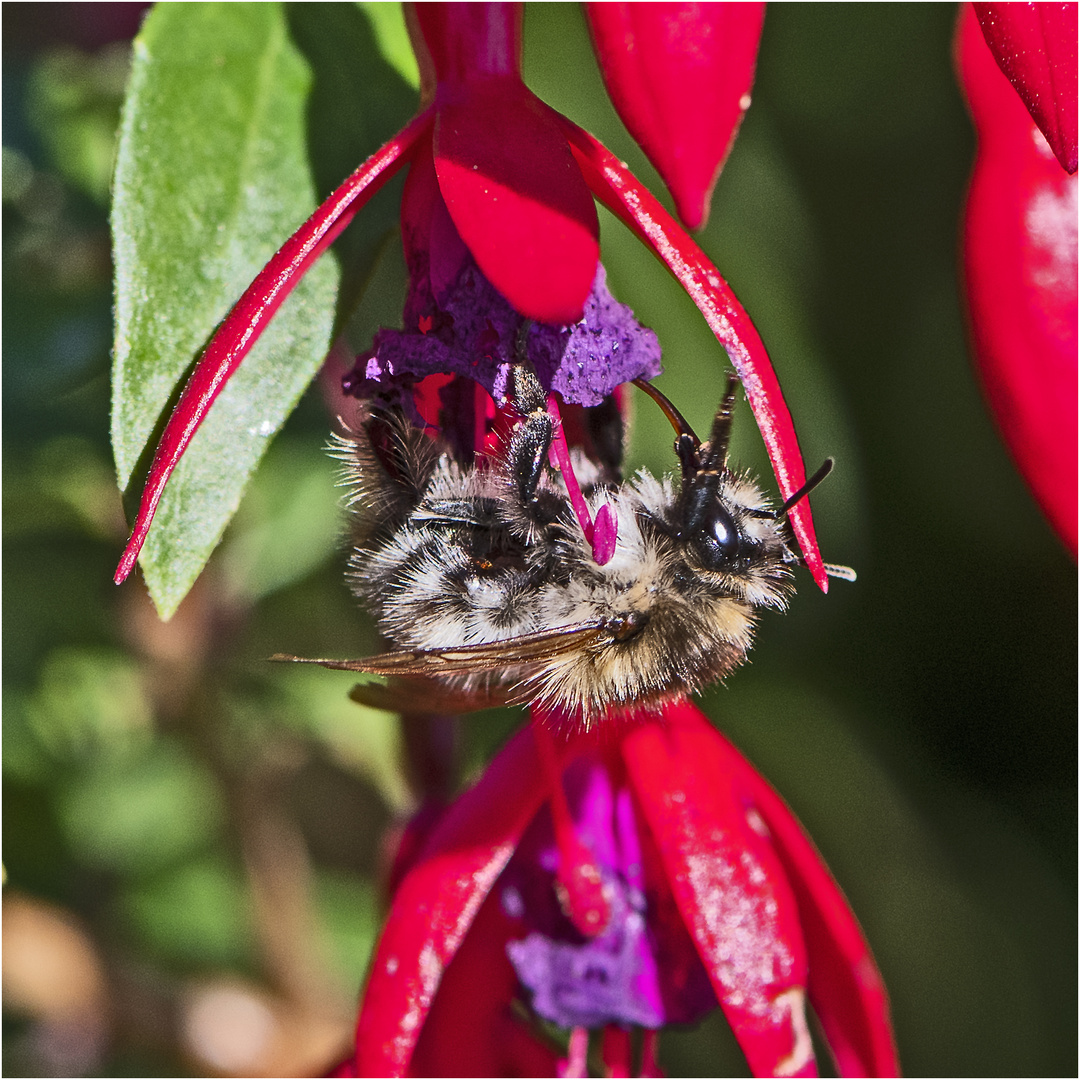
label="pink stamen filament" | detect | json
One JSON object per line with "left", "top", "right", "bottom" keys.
{"left": 560, "top": 1027, "right": 590, "bottom": 1079}
{"left": 532, "top": 723, "right": 612, "bottom": 938}
{"left": 545, "top": 394, "right": 617, "bottom": 565}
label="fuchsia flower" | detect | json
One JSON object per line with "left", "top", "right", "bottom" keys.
{"left": 958, "top": 4, "right": 1078, "bottom": 555}
{"left": 341, "top": 703, "right": 896, "bottom": 1078}
{"left": 113, "top": 5, "right": 897, "bottom": 1076}
{"left": 113, "top": 1, "right": 829, "bottom": 591}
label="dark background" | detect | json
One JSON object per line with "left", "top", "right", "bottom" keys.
{"left": 4, "top": 3, "right": 1075, "bottom": 1076}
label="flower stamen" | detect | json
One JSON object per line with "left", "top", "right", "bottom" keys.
{"left": 560, "top": 1026, "right": 590, "bottom": 1079}
{"left": 545, "top": 393, "right": 617, "bottom": 565}
{"left": 533, "top": 723, "right": 612, "bottom": 938}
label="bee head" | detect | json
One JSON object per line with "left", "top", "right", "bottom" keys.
{"left": 634, "top": 375, "right": 753, "bottom": 570}
{"left": 632, "top": 375, "right": 845, "bottom": 580}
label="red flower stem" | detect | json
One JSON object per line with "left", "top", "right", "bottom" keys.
{"left": 531, "top": 722, "right": 611, "bottom": 938}
{"left": 640, "top": 1030, "right": 662, "bottom": 1077}
{"left": 601, "top": 1026, "right": 632, "bottom": 1078}
{"left": 113, "top": 107, "right": 437, "bottom": 585}
{"left": 555, "top": 114, "right": 828, "bottom": 593}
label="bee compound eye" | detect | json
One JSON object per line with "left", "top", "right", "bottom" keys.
{"left": 695, "top": 505, "right": 743, "bottom": 568}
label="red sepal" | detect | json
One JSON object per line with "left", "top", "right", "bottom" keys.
{"left": 959, "top": 4, "right": 1079, "bottom": 555}
{"left": 623, "top": 702, "right": 815, "bottom": 1078}
{"left": 557, "top": 116, "right": 828, "bottom": 591}
{"left": 973, "top": 2, "right": 1078, "bottom": 173}
{"left": 586, "top": 2, "right": 765, "bottom": 230}
{"left": 113, "top": 108, "right": 436, "bottom": 584}
{"left": 351, "top": 723, "right": 591, "bottom": 1076}
{"left": 724, "top": 742, "right": 898, "bottom": 1076}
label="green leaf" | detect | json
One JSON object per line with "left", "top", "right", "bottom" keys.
{"left": 111, "top": 3, "right": 339, "bottom": 619}
{"left": 111, "top": 3, "right": 419, "bottom": 619}
{"left": 357, "top": 1, "right": 420, "bottom": 90}
{"left": 59, "top": 738, "right": 224, "bottom": 877}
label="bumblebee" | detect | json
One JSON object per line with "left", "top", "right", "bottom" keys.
{"left": 276, "top": 370, "right": 848, "bottom": 725}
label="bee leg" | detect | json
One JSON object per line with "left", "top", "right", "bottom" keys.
{"left": 508, "top": 360, "right": 556, "bottom": 512}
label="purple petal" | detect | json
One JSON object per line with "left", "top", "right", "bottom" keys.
{"left": 501, "top": 754, "right": 715, "bottom": 1030}
{"left": 346, "top": 258, "right": 661, "bottom": 409}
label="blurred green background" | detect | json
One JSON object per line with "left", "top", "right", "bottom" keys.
{"left": 3, "top": 3, "right": 1075, "bottom": 1076}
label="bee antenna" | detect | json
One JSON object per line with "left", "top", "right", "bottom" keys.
{"left": 632, "top": 378, "right": 702, "bottom": 481}
{"left": 631, "top": 379, "right": 701, "bottom": 447}
{"left": 774, "top": 457, "right": 834, "bottom": 519}
{"left": 700, "top": 374, "right": 739, "bottom": 471}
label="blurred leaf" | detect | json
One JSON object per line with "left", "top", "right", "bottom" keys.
{"left": 27, "top": 43, "right": 131, "bottom": 204}
{"left": 3, "top": 435, "right": 126, "bottom": 540}
{"left": 3, "top": 693, "right": 54, "bottom": 785}
{"left": 59, "top": 738, "right": 223, "bottom": 876}
{"left": 271, "top": 666, "right": 411, "bottom": 813}
{"left": 122, "top": 854, "right": 254, "bottom": 970}
{"left": 111, "top": 3, "right": 339, "bottom": 618}
{"left": 357, "top": 2, "right": 420, "bottom": 90}
{"left": 23, "top": 648, "right": 152, "bottom": 764}
{"left": 314, "top": 870, "right": 381, "bottom": 996}
{"left": 217, "top": 437, "right": 340, "bottom": 602}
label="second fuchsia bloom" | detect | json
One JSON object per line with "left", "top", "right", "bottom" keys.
{"left": 958, "top": 4, "right": 1079, "bottom": 555}
{"left": 972, "top": 2, "right": 1078, "bottom": 174}
{"left": 342, "top": 703, "right": 896, "bottom": 1078}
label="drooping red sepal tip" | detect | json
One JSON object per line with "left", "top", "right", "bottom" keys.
{"left": 585, "top": 1, "right": 766, "bottom": 230}
{"left": 434, "top": 81, "right": 599, "bottom": 325}
{"left": 627, "top": 701, "right": 899, "bottom": 1078}
{"left": 553, "top": 114, "right": 829, "bottom": 591}
{"left": 973, "top": 2, "right": 1078, "bottom": 174}
{"left": 111, "top": 109, "right": 437, "bottom": 586}
{"left": 721, "top": 715, "right": 899, "bottom": 1078}
{"left": 623, "top": 705, "right": 815, "bottom": 1078}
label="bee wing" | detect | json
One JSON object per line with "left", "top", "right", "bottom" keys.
{"left": 269, "top": 621, "right": 607, "bottom": 678}
{"left": 348, "top": 678, "right": 513, "bottom": 716}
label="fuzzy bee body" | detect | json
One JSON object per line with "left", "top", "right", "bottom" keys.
{"left": 297, "top": 376, "right": 801, "bottom": 724}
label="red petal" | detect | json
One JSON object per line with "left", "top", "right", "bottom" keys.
{"left": 622, "top": 704, "right": 815, "bottom": 1078}
{"left": 586, "top": 2, "right": 765, "bottom": 230}
{"left": 695, "top": 708, "right": 899, "bottom": 1078}
{"left": 959, "top": 5, "right": 1079, "bottom": 555}
{"left": 352, "top": 723, "right": 589, "bottom": 1076}
{"left": 973, "top": 2, "right": 1078, "bottom": 173}
{"left": 113, "top": 109, "right": 436, "bottom": 584}
{"left": 557, "top": 116, "right": 828, "bottom": 591}
{"left": 434, "top": 80, "right": 599, "bottom": 325}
